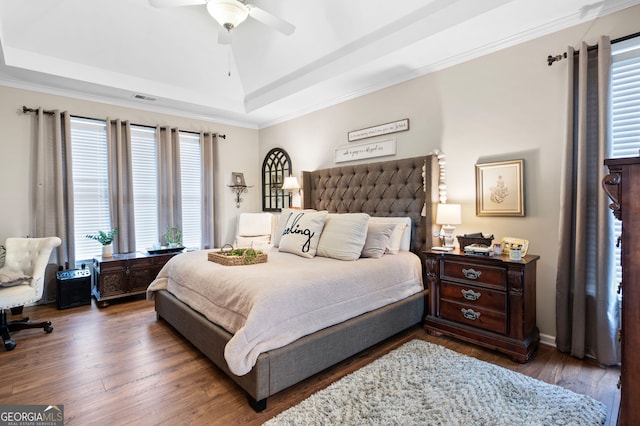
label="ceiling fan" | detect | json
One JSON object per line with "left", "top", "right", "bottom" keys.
{"left": 148, "top": 0, "right": 296, "bottom": 44}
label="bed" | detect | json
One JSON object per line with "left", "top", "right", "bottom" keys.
{"left": 148, "top": 154, "right": 439, "bottom": 411}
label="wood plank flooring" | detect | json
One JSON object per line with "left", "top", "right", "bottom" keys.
{"left": 0, "top": 298, "right": 620, "bottom": 425}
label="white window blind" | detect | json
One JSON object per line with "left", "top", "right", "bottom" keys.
{"left": 131, "top": 125, "right": 159, "bottom": 252}
{"left": 611, "top": 35, "right": 640, "bottom": 288}
{"left": 179, "top": 132, "right": 202, "bottom": 249}
{"left": 70, "top": 117, "right": 111, "bottom": 262}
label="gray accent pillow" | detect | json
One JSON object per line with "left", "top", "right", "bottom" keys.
{"left": 361, "top": 222, "right": 396, "bottom": 258}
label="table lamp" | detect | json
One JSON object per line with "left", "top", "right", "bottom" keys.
{"left": 436, "top": 203, "right": 462, "bottom": 247}
{"left": 282, "top": 176, "right": 301, "bottom": 208}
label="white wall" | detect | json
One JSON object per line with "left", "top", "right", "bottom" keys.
{"left": 0, "top": 85, "right": 259, "bottom": 246}
{"left": 258, "top": 5, "right": 640, "bottom": 341}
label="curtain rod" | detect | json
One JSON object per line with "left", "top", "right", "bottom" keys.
{"left": 547, "top": 30, "right": 640, "bottom": 66}
{"left": 21, "top": 105, "right": 226, "bottom": 139}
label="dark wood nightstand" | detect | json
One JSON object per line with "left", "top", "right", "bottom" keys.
{"left": 421, "top": 249, "right": 540, "bottom": 362}
{"left": 92, "top": 251, "right": 178, "bottom": 307}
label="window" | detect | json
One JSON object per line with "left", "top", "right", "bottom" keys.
{"left": 69, "top": 119, "right": 205, "bottom": 261}
{"left": 130, "top": 125, "right": 159, "bottom": 252}
{"left": 179, "top": 132, "right": 202, "bottom": 249}
{"left": 70, "top": 117, "right": 111, "bottom": 261}
{"left": 610, "top": 35, "right": 640, "bottom": 288}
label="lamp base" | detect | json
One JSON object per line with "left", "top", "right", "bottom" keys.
{"left": 440, "top": 225, "right": 456, "bottom": 248}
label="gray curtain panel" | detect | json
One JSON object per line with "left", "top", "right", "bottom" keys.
{"left": 200, "top": 132, "right": 218, "bottom": 249}
{"left": 33, "top": 109, "right": 72, "bottom": 268}
{"left": 107, "top": 119, "right": 136, "bottom": 254}
{"left": 156, "top": 126, "right": 183, "bottom": 241}
{"left": 555, "top": 36, "right": 620, "bottom": 365}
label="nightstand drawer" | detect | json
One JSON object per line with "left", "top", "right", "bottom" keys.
{"left": 440, "top": 299, "right": 506, "bottom": 335}
{"left": 441, "top": 259, "right": 507, "bottom": 290}
{"left": 440, "top": 281, "right": 506, "bottom": 312}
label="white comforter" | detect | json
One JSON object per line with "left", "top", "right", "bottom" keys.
{"left": 147, "top": 248, "right": 422, "bottom": 376}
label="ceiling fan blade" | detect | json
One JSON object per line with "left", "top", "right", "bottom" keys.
{"left": 246, "top": 4, "right": 295, "bottom": 35}
{"left": 148, "top": 0, "right": 206, "bottom": 8}
{"left": 218, "top": 27, "right": 232, "bottom": 45}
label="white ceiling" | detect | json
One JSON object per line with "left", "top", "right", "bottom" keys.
{"left": 0, "top": 0, "right": 638, "bottom": 128}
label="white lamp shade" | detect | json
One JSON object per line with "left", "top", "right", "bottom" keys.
{"left": 436, "top": 203, "right": 462, "bottom": 225}
{"left": 282, "top": 176, "right": 300, "bottom": 191}
{"left": 207, "top": 0, "right": 249, "bottom": 29}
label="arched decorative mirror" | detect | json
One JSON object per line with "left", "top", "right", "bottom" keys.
{"left": 262, "top": 148, "right": 292, "bottom": 211}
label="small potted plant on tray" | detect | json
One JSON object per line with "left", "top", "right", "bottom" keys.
{"left": 86, "top": 227, "right": 118, "bottom": 258}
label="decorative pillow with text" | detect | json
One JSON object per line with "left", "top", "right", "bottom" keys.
{"left": 278, "top": 210, "right": 328, "bottom": 258}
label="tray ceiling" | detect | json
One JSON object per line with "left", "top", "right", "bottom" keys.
{"left": 0, "top": 0, "right": 638, "bottom": 128}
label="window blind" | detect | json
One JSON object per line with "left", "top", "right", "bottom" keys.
{"left": 611, "top": 35, "right": 640, "bottom": 289}
{"left": 179, "top": 132, "right": 202, "bottom": 249}
{"left": 131, "top": 125, "right": 159, "bottom": 252}
{"left": 70, "top": 117, "right": 111, "bottom": 261}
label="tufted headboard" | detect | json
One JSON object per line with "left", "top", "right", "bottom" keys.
{"left": 302, "top": 155, "right": 439, "bottom": 253}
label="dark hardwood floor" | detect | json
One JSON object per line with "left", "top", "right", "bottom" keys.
{"left": 0, "top": 298, "right": 620, "bottom": 425}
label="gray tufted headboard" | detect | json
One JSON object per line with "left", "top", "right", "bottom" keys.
{"left": 302, "top": 155, "right": 439, "bottom": 253}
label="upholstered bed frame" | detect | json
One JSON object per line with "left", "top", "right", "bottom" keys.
{"left": 154, "top": 154, "right": 439, "bottom": 411}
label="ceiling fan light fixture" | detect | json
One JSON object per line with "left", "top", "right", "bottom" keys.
{"left": 206, "top": 0, "right": 249, "bottom": 30}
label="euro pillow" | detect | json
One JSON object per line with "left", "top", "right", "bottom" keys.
{"left": 317, "top": 213, "right": 370, "bottom": 261}
{"left": 279, "top": 210, "right": 328, "bottom": 258}
{"left": 361, "top": 221, "right": 396, "bottom": 258}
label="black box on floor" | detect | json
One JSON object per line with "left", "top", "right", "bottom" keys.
{"left": 56, "top": 268, "right": 91, "bottom": 309}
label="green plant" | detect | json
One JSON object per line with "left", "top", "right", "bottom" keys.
{"left": 86, "top": 228, "right": 118, "bottom": 246}
{"left": 226, "top": 247, "right": 262, "bottom": 265}
{"left": 164, "top": 226, "right": 182, "bottom": 245}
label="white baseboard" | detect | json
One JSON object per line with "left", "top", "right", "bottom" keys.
{"left": 539, "top": 332, "right": 556, "bottom": 348}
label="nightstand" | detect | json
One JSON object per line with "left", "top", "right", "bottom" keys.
{"left": 421, "top": 249, "right": 540, "bottom": 362}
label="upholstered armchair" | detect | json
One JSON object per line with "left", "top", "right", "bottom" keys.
{"left": 0, "top": 237, "right": 61, "bottom": 351}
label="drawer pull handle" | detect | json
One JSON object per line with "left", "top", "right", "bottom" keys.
{"left": 461, "top": 289, "right": 481, "bottom": 301}
{"left": 461, "top": 308, "right": 481, "bottom": 321}
{"left": 462, "top": 268, "right": 482, "bottom": 280}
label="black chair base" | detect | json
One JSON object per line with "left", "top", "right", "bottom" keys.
{"left": 1, "top": 308, "right": 53, "bottom": 351}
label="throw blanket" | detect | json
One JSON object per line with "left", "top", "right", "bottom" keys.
{"left": 147, "top": 248, "right": 422, "bottom": 376}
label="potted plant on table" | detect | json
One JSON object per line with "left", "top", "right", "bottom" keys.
{"left": 86, "top": 228, "right": 118, "bottom": 258}
{"left": 164, "top": 226, "right": 182, "bottom": 248}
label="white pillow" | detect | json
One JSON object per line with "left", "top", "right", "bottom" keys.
{"left": 368, "top": 217, "right": 412, "bottom": 253}
{"left": 272, "top": 210, "right": 294, "bottom": 248}
{"left": 279, "top": 210, "right": 328, "bottom": 258}
{"left": 317, "top": 213, "right": 370, "bottom": 261}
{"left": 361, "top": 221, "right": 396, "bottom": 259}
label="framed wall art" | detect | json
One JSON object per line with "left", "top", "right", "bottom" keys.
{"left": 348, "top": 119, "right": 409, "bottom": 142}
{"left": 475, "top": 159, "right": 524, "bottom": 217}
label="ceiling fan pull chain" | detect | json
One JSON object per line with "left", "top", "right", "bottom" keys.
{"left": 227, "top": 45, "right": 231, "bottom": 77}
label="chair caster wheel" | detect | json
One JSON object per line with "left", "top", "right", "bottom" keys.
{"left": 4, "top": 341, "right": 16, "bottom": 351}
{"left": 44, "top": 325, "right": 53, "bottom": 334}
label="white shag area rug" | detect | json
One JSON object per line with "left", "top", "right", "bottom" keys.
{"left": 264, "top": 339, "right": 606, "bottom": 426}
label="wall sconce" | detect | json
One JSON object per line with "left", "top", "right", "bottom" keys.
{"left": 229, "top": 172, "right": 251, "bottom": 208}
{"left": 282, "top": 176, "right": 301, "bottom": 208}
{"left": 436, "top": 203, "right": 462, "bottom": 247}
